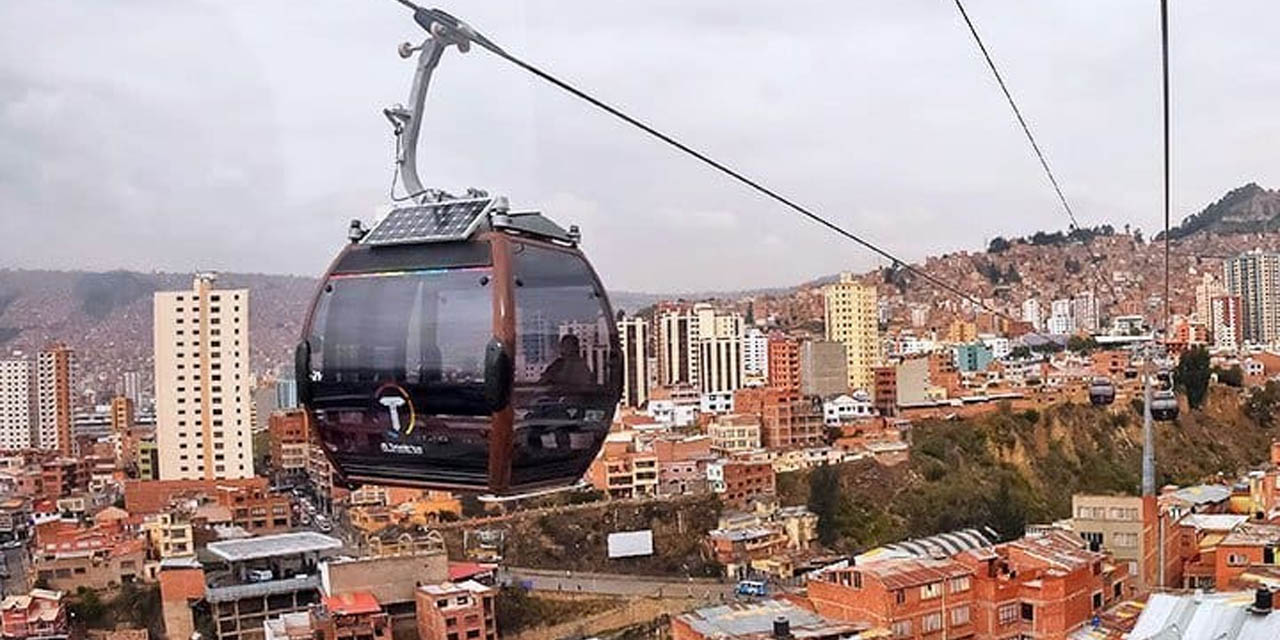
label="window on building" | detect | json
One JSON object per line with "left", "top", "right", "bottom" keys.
{"left": 1092, "top": 592, "right": 1103, "bottom": 609}
{"left": 1021, "top": 603, "right": 1034, "bottom": 621}
{"left": 1229, "top": 553, "right": 1249, "bottom": 566}
{"left": 950, "top": 576, "right": 970, "bottom": 593}
{"left": 921, "top": 613, "right": 942, "bottom": 633}
{"left": 920, "top": 582, "right": 942, "bottom": 599}
{"left": 950, "top": 605, "right": 970, "bottom": 626}
{"left": 890, "top": 620, "right": 911, "bottom": 638}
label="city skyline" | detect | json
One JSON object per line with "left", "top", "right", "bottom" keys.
{"left": 4, "top": 2, "right": 1280, "bottom": 292}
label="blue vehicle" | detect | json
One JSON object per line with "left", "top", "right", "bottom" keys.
{"left": 736, "top": 580, "right": 768, "bottom": 597}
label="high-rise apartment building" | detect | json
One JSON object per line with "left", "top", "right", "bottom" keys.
{"left": 110, "top": 396, "right": 135, "bottom": 434}
{"left": 1021, "top": 298, "right": 1042, "bottom": 332}
{"left": 657, "top": 307, "right": 698, "bottom": 386}
{"left": 1072, "top": 290, "right": 1099, "bottom": 332}
{"left": 823, "top": 273, "right": 879, "bottom": 392}
{"left": 1224, "top": 250, "right": 1280, "bottom": 344}
{"left": 618, "top": 316, "right": 649, "bottom": 408}
{"left": 1194, "top": 272, "right": 1226, "bottom": 325}
{"left": 1211, "top": 295, "right": 1244, "bottom": 351}
{"left": 766, "top": 332, "right": 800, "bottom": 391}
{"left": 741, "top": 328, "right": 769, "bottom": 383}
{"left": 154, "top": 274, "right": 253, "bottom": 480}
{"left": 0, "top": 356, "right": 33, "bottom": 450}
{"left": 36, "top": 344, "right": 76, "bottom": 455}
{"left": 694, "top": 305, "right": 743, "bottom": 395}
{"left": 122, "top": 371, "right": 142, "bottom": 406}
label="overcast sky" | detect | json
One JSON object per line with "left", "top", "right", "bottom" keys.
{"left": 3, "top": 1, "right": 1278, "bottom": 292}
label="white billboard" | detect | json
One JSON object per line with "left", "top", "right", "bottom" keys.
{"left": 607, "top": 530, "right": 654, "bottom": 558}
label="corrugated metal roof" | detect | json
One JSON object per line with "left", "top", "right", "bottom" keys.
{"left": 1129, "top": 592, "right": 1280, "bottom": 640}
{"left": 881, "top": 528, "right": 993, "bottom": 559}
{"left": 207, "top": 531, "right": 342, "bottom": 562}
{"left": 678, "top": 599, "right": 864, "bottom": 639}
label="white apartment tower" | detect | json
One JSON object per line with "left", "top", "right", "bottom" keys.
{"left": 695, "top": 304, "right": 744, "bottom": 394}
{"left": 617, "top": 316, "right": 649, "bottom": 408}
{"left": 154, "top": 274, "right": 253, "bottom": 480}
{"left": 1021, "top": 299, "right": 1042, "bottom": 332}
{"left": 1224, "top": 251, "right": 1280, "bottom": 344}
{"left": 741, "top": 328, "right": 769, "bottom": 382}
{"left": 823, "top": 273, "right": 880, "bottom": 392}
{"left": 0, "top": 357, "right": 33, "bottom": 450}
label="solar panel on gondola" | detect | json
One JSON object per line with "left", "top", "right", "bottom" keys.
{"left": 362, "top": 198, "right": 493, "bottom": 245}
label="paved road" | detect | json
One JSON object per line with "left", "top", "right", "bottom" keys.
{"left": 506, "top": 568, "right": 736, "bottom": 600}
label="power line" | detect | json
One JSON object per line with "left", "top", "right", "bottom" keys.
{"left": 1160, "top": 0, "right": 1172, "bottom": 331}
{"left": 400, "top": 4, "right": 1043, "bottom": 333}
{"left": 952, "top": 0, "right": 1079, "bottom": 231}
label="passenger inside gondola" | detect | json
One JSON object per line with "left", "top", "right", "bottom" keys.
{"left": 539, "top": 334, "right": 594, "bottom": 386}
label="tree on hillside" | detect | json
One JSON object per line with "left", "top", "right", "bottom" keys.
{"left": 986, "top": 476, "right": 1028, "bottom": 541}
{"left": 1175, "top": 346, "right": 1210, "bottom": 409}
{"left": 1247, "top": 381, "right": 1280, "bottom": 429}
{"left": 988, "top": 236, "right": 1011, "bottom": 253}
{"left": 808, "top": 464, "right": 841, "bottom": 547}
{"left": 1213, "top": 365, "right": 1244, "bottom": 388}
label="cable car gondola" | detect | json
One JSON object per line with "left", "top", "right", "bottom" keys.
{"left": 1150, "top": 389, "right": 1179, "bottom": 422}
{"left": 295, "top": 10, "right": 620, "bottom": 495}
{"left": 1088, "top": 377, "right": 1115, "bottom": 406}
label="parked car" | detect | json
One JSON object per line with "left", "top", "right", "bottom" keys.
{"left": 246, "top": 569, "right": 274, "bottom": 583}
{"left": 735, "top": 580, "right": 767, "bottom": 597}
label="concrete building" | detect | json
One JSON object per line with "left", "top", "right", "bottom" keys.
{"left": 1212, "top": 295, "right": 1245, "bottom": 351}
{"left": 268, "top": 410, "right": 308, "bottom": 484}
{"left": 706, "top": 460, "right": 775, "bottom": 510}
{"left": 823, "top": 273, "right": 879, "bottom": 392}
{"left": 695, "top": 305, "right": 745, "bottom": 395}
{"left": 742, "top": 328, "right": 769, "bottom": 384}
{"left": 1071, "top": 493, "right": 1161, "bottom": 591}
{"left": 0, "top": 357, "right": 32, "bottom": 451}
{"left": 415, "top": 581, "right": 496, "bottom": 640}
{"left": 154, "top": 274, "right": 253, "bottom": 480}
{"left": 707, "top": 414, "right": 762, "bottom": 454}
{"left": 1072, "top": 290, "right": 1099, "bottom": 332}
{"left": 822, "top": 392, "right": 876, "bottom": 426}
{"left": 1225, "top": 250, "right": 1280, "bottom": 344}
{"left": 618, "top": 316, "right": 649, "bottom": 408}
{"left": 110, "top": 396, "right": 134, "bottom": 435}
{"left": 1021, "top": 298, "right": 1042, "bottom": 332}
{"left": 952, "top": 342, "right": 993, "bottom": 373}
{"left": 657, "top": 306, "right": 699, "bottom": 387}
{"left": 799, "top": 341, "right": 848, "bottom": 398}
{"left": 36, "top": 344, "right": 76, "bottom": 455}
{"left": 1195, "top": 272, "right": 1226, "bottom": 325}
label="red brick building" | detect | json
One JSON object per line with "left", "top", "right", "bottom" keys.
{"left": 0, "top": 589, "right": 67, "bottom": 640}
{"left": 767, "top": 332, "right": 801, "bottom": 391}
{"left": 872, "top": 366, "right": 897, "bottom": 417}
{"left": 123, "top": 477, "right": 269, "bottom": 514}
{"left": 712, "top": 460, "right": 775, "bottom": 510}
{"left": 268, "top": 409, "right": 309, "bottom": 481}
{"left": 809, "top": 530, "right": 1130, "bottom": 640}
{"left": 733, "top": 388, "right": 823, "bottom": 450}
{"left": 415, "top": 581, "right": 496, "bottom": 640}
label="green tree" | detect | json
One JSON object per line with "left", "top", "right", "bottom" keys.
{"left": 1066, "top": 335, "right": 1098, "bottom": 354}
{"left": 986, "top": 476, "right": 1028, "bottom": 541}
{"left": 1009, "top": 345, "right": 1031, "bottom": 359}
{"left": 807, "top": 464, "right": 841, "bottom": 547}
{"left": 1213, "top": 365, "right": 1244, "bottom": 388}
{"left": 1175, "top": 346, "right": 1211, "bottom": 409}
{"left": 1247, "top": 381, "right": 1280, "bottom": 429}
{"left": 69, "top": 587, "right": 108, "bottom": 628}
{"left": 987, "top": 236, "right": 1011, "bottom": 253}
